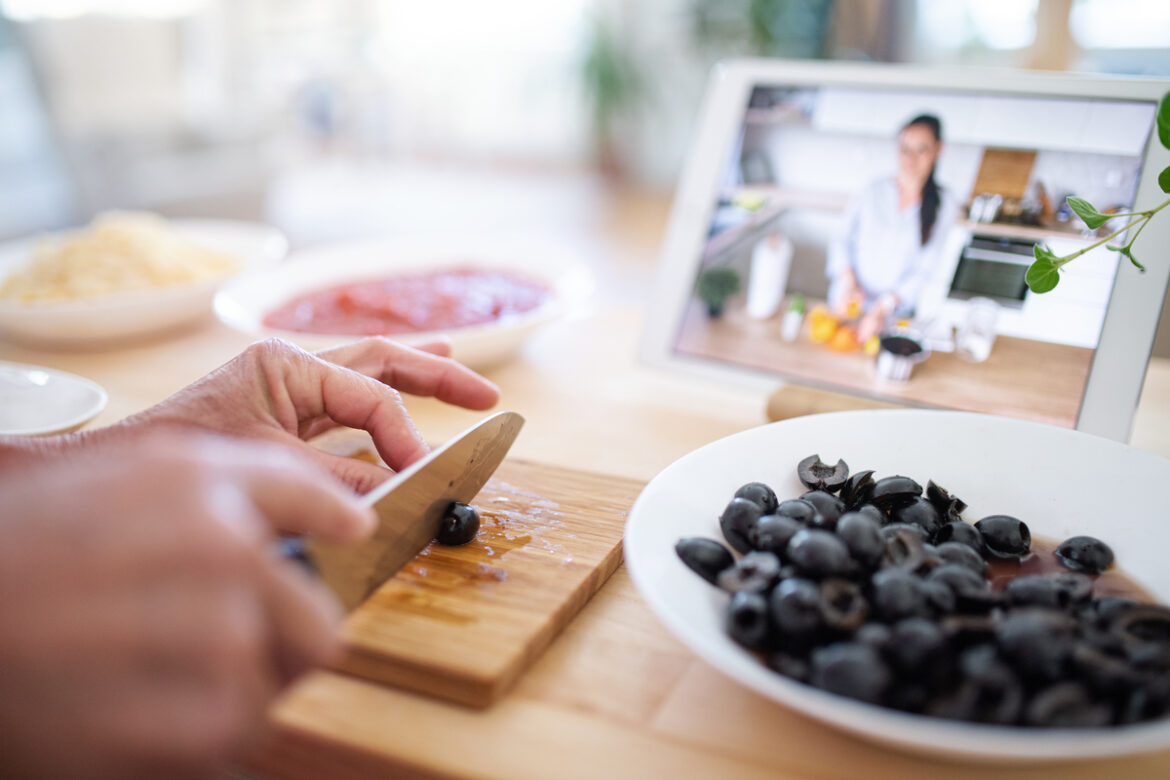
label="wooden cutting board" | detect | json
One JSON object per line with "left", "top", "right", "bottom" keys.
{"left": 332, "top": 458, "right": 643, "bottom": 708}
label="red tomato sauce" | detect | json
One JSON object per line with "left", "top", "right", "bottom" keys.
{"left": 263, "top": 267, "right": 552, "bottom": 335}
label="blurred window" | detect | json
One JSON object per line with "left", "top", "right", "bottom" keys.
{"left": 1070, "top": 0, "right": 1170, "bottom": 49}
{"left": 915, "top": 0, "right": 1038, "bottom": 52}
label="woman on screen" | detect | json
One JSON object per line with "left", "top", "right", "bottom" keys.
{"left": 826, "top": 114, "right": 959, "bottom": 342}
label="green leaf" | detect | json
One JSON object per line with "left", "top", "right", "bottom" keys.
{"left": 1159, "top": 164, "right": 1170, "bottom": 194}
{"left": 1107, "top": 243, "right": 1146, "bottom": 272}
{"left": 1026, "top": 246, "right": 1061, "bottom": 293}
{"left": 1158, "top": 91, "right": 1170, "bottom": 150}
{"left": 1066, "top": 196, "right": 1110, "bottom": 230}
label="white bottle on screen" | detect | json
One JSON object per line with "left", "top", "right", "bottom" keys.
{"left": 745, "top": 232, "right": 793, "bottom": 319}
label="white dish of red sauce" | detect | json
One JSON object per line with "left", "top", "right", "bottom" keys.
{"left": 214, "top": 236, "right": 591, "bottom": 370}
{"left": 624, "top": 409, "right": 1170, "bottom": 762}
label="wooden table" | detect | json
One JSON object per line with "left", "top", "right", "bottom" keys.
{"left": 4, "top": 188, "right": 1170, "bottom": 778}
{"left": 674, "top": 299, "right": 1094, "bottom": 428}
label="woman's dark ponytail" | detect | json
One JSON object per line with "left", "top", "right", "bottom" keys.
{"left": 904, "top": 114, "right": 942, "bottom": 246}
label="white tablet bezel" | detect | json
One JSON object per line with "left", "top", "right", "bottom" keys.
{"left": 640, "top": 58, "right": 1170, "bottom": 442}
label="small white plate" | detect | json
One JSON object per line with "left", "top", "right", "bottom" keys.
{"left": 624, "top": 409, "right": 1170, "bottom": 762}
{"left": 0, "top": 219, "right": 288, "bottom": 348}
{"left": 0, "top": 360, "right": 108, "bottom": 435}
{"left": 214, "top": 235, "right": 592, "bottom": 371}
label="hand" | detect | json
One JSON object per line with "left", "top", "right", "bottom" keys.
{"left": 103, "top": 337, "right": 500, "bottom": 494}
{"left": 831, "top": 269, "right": 864, "bottom": 319}
{"left": 0, "top": 431, "right": 373, "bottom": 779}
{"left": 857, "top": 296, "right": 895, "bottom": 344}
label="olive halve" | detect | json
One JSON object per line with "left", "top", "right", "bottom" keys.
{"left": 749, "top": 514, "right": 804, "bottom": 558}
{"left": 974, "top": 515, "right": 1031, "bottom": 560}
{"left": 839, "top": 469, "right": 876, "bottom": 509}
{"left": 734, "top": 481, "right": 779, "bottom": 515}
{"left": 819, "top": 578, "right": 869, "bottom": 632}
{"left": 1004, "top": 572, "right": 1093, "bottom": 610}
{"left": 674, "top": 537, "right": 734, "bottom": 586}
{"left": 719, "top": 497, "right": 763, "bottom": 554}
{"left": 933, "top": 521, "right": 985, "bottom": 556}
{"left": 836, "top": 510, "right": 885, "bottom": 569}
{"left": 1055, "top": 535, "right": 1115, "bottom": 576}
{"left": 889, "top": 497, "right": 944, "bottom": 537}
{"left": 797, "top": 454, "right": 850, "bottom": 493}
{"left": 717, "top": 551, "right": 783, "bottom": 594}
{"left": 769, "top": 577, "right": 823, "bottom": 643}
{"left": 800, "top": 490, "right": 846, "bottom": 530}
{"left": 436, "top": 501, "right": 480, "bottom": 546}
{"left": 870, "top": 568, "right": 930, "bottom": 622}
{"left": 935, "top": 541, "right": 988, "bottom": 577}
{"left": 925, "top": 480, "right": 967, "bottom": 521}
{"left": 809, "top": 642, "right": 891, "bottom": 705}
{"left": 775, "top": 498, "right": 819, "bottom": 525}
{"left": 726, "top": 591, "right": 771, "bottom": 650}
{"left": 869, "top": 475, "right": 923, "bottom": 511}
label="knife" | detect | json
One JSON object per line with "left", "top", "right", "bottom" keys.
{"left": 291, "top": 411, "right": 525, "bottom": 612}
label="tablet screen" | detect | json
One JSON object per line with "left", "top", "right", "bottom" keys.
{"left": 669, "top": 80, "right": 1160, "bottom": 430}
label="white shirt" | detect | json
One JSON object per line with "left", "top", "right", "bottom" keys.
{"left": 826, "top": 176, "right": 959, "bottom": 317}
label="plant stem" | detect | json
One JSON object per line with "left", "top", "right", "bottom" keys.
{"left": 1053, "top": 196, "right": 1170, "bottom": 268}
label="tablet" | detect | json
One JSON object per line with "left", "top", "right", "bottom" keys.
{"left": 641, "top": 59, "right": 1170, "bottom": 442}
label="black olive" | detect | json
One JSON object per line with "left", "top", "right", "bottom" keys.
{"left": 854, "top": 622, "right": 893, "bottom": 652}
{"left": 1024, "top": 682, "right": 1113, "bottom": 728}
{"left": 836, "top": 510, "right": 884, "bottom": 569}
{"left": 925, "top": 480, "right": 967, "bottom": 521}
{"left": 809, "top": 642, "right": 891, "bottom": 705}
{"left": 719, "top": 497, "right": 762, "bottom": 554}
{"left": 436, "top": 501, "right": 480, "bottom": 545}
{"left": 797, "top": 454, "right": 849, "bottom": 493}
{"left": 800, "top": 490, "right": 846, "bottom": 530}
{"left": 1111, "top": 603, "right": 1170, "bottom": 646}
{"left": 748, "top": 514, "right": 804, "bottom": 558}
{"left": 870, "top": 568, "right": 929, "bottom": 622}
{"left": 766, "top": 652, "right": 810, "bottom": 682}
{"left": 774, "top": 498, "right": 819, "bottom": 525}
{"left": 734, "top": 481, "right": 779, "bottom": 515}
{"left": 1055, "top": 535, "right": 1115, "bottom": 576}
{"left": 869, "top": 475, "right": 923, "bottom": 511}
{"left": 974, "top": 515, "right": 1031, "bottom": 559}
{"left": 674, "top": 537, "right": 734, "bottom": 585}
{"left": 935, "top": 541, "right": 988, "bottom": 577}
{"left": 717, "top": 551, "right": 783, "bottom": 594}
{"left": 1070, "top": 642, "right": 1144, "bottom": 695}
{"left": 1004, "top": 573, "right": 1093, "bottom": 610}
{"left": 996, "top": 609, "right": 1077, "bottom": 682}
{"left": 921, "top": 579, "right": 958, "bottom": 616}
{"left": 888, "top": 497, "right": 943, "bottom": 537}
{"left": 819, "top": 578, "right": 869, "bottom": 633}
{"left": 880, "top": 524, "right": 927, "bottom": 570}
{"left": 786, "top": 529, "right": 855, "bottom": 579}
{"left": 927, "top": 564, "right": 1000, "bottom": 613}
{"left": 839, "top": 469, "right": 876, "bottom": 509}
{"left": 769, "top": 577, "right": 823, "bottom": 643}
{"left": 932, "top": 521, "right": 985, "bottom": 556}
{"left": 891, "top": 618, "right": 947, "bottom": 670}
{"left": 726, "top": 591, "right": 771, "bottom": 650}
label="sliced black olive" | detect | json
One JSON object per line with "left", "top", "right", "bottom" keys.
{"left": 786, "top": 528, "right": 855, "bottom": 579}
{"left": 932, "top": 521, "right": 985, "bottom": 556}
{"left": 996, "top": 609, "right": 1076, "bottom": 682}
{"left": 839, "top": 469, "right": 876, "bottom": 509}
{"left": 748, "top": 514, "right": 804, "bottom": 558}
{"left": 800, "top": 490, "right": 846, "bottom": 530}
{"left": 925, "top": 480, "right": 967, "bottom": 522}
{"left": 1111, "top": 603, "right": 1170, "bottom": 646}
{"left": 797, "top": 454, "right": 849, "bottom": 493}
{"left": 809, "top": 642, "right": 891, "bottom": 705}
{"left": 436, "top": 501, "right": 480, "bottom": 545}
{"left": 1055, "top": 535, "right": 1115, "bottom": 575}
{"left": 719, "top": 497, "right": 762, "bottom": 554}
{"left": 880, "top": 524, "right": 927, "bottom": 570}
{"left": 1023, "top": 682, "right": 1113, "bottom": 728}
{"left": 869, "top": 475, "right": 923, "bottom": 511}
{"left": 674, "top": 537, "right": 734, "bottom": 585}
{"left": 888, "top": 497, "right": 944, "bottom": 537}
{"left": 819, "top": 578, "right": 869, "bottom": 633}
{"left": 1070, "top": 642, "right": 1144, "bottom": 695}
{"left": 974, "top": 515, "right": 1031, "bottom": 560}
{"left": 726, "top": 591, "right": 771, "bottom": 650}
{"left": 734, "top": 481, "right": 779, "bottom": 515}
{"left": 716, "top": 551, "right": 782, "bottom": 594}
{"left": 769, "top": 577, "right": 823, "bottom": 643}
{"left": 836, "top": 510, "right": 885, "bottom": 569}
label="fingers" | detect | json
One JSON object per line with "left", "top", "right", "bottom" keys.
{"left": 316, "top": 337, "right": 500, "bottom": 411}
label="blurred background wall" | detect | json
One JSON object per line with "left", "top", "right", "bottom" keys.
{"left": 1, "top": 0, "right": 1168, "bottom": 324}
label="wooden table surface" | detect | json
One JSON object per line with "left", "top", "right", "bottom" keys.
{"left": 674, "top": 299, "right": 1094, "bottom": 428}
{"left": 4, "top": 188, "right": 1170, "bottom": 778}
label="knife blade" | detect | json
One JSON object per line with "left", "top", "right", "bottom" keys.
{"left": 301, "top": 410, "right": 525, "bottom": 612}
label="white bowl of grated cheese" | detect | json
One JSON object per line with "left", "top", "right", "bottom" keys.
{"left": 0, "top": 213, "right": 287, "bottom": 348}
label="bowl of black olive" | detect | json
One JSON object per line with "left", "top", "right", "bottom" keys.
{"left": 623, "top": 409, "right": 1170, "bottom": 761}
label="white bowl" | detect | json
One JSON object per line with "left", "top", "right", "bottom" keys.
{"left": 0, "top": 360, "right": 108, "bottom": 435}
{"left": 624, "top": 409, "right": 1170, "bottom": 762}
{"left": 214, "top": 235, "right": 592, "bottom": 371}
{"left": 0, "top": 219, "right": 288, "bottom": 348}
